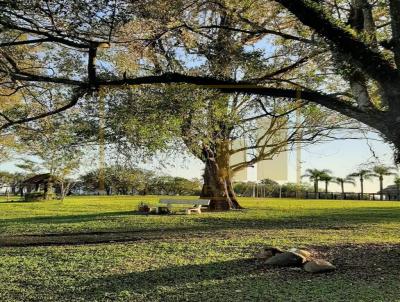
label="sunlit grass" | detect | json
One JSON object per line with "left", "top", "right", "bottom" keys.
{"left": 0, "top": 196, "right": 399, "bottom": 244}
{"left": 0, "top": 196, "right": 399, "bottom": 301}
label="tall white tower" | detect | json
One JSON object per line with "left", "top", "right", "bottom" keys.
{"left": 256, "top": 117, "right": 288, "bottom": 182}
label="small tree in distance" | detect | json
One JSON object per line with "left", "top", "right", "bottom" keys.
{"left": 371, "top": 165, "right": 397, "bottom": 201}
{"left": 319, "top": 172, "right": 334, "bottom": 194}
{"left": 302, "top": 169, "right": 331, "bottom": 196}
{"left": 348, "top": 170, "right": 374, "bottom": 198}
{"left": 334, "top": 177, "right": 356, "bottom": 196}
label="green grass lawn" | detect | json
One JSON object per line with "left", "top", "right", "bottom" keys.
{"left": 0, "top": 196, "right": 399, "bottom": 302}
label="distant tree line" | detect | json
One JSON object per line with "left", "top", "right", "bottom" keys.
{"left": 0, "top": 164, "right": 202, "bottom": 197}
{"left": 2, "top": 162, "right": 399, "bottom": 200}
{"left": 303, "top": 165, "right": 400, "bottom": 200}
{"left": 75, "top": 166, "right": 202, "bottom": 196}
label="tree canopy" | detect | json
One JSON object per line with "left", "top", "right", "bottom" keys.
{"left": 1, "top": 1, "right": 400, "bottom": 209}
{"left": 0, "top": 1, "right": 397, "bottom": 140}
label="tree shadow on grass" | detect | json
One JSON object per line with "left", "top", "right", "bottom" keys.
{"left": 0, "top": 210, "right": 137, "bottom": 225}
{"left": 70, "top": 244, "right": 400, "bottom": 302}
{"left": 3, "top": 205, "right": 400, "bottom": 226}
{"left": 0, "top": 200, "right": 28, "bottom": 204}
{"left": 74, "top": 258, "right": 259, "bottom": 300}
{"left": 193, "top": 206, "right": 400, "bottom": 230}
{"left": 0, "top": 206, "right": 400, "bottom": 247}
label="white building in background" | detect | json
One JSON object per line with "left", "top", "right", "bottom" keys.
{"left": 230, "top": 139, "right": 248, "bottom": 182}
{"left": 229, "top": 117, "right": 289, "bottom": 183}
{"left": 256, "top": 151, "right": 288, "bottom": 182}
{"left": 256, "top": 117, "right": 288, "bottom": 182}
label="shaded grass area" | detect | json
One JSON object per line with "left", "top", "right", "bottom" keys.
{"left": 0, "top": 196, "right": 399, "bottom": 301}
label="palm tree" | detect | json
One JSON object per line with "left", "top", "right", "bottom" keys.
{"left": 394, "top": 176, "right": 400, "bottom": 200}
{"left": 348, "top": 169, "right": 374, "bottom": 198}
{"left": 334, "top": 177, "right": 356, "bottom": 195}
{"left": 319, "top": 172, "right": 333, "bottom": 193}
{"left": 302, "top": 169, "right": 331, "bottom": 196}
{"left": 371, "top": 165, "right": 396, "bottom": 200}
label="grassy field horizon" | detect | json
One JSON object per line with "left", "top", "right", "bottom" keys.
{"left": 0, "top": 196, "right": 399, "bottom": 301}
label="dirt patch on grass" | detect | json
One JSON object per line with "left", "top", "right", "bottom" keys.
{"left": 0, "top": 231, "right": 144, "bottom": 247}
{"left": 0, "top": 229, "right": 231, "bottom": 247}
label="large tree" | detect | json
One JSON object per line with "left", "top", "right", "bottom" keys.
{"left": 107, "top": 73, "right": 357, "bottom": 209}
{"left": 105, "top": 11, "right": 357, "bottom": 210}
{"left": 1, "top": 0, "right": 399, "bottom": 208}
{"left": 15, "top": 116, "right": 84, "bottom": 199}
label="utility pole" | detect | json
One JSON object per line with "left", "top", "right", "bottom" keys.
{"left": 97, "top": 89, "right": 106, "bottom": 195}
{"left": 296, "top": 88, "right": 302, "bottom": 198}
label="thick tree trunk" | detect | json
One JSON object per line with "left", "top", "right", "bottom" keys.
{"left": 393, "top": 136, "right": 400, "bottom": 164}
{"left": 200, "top": 146, "right": 243, "bottom": 211}
{"left": 379, "top": 176, "right": 384, "bottom": 200}
{"left": 44, "top": 182, "right": 49, "bottom": 200}
{"left": 60, "top": 182, "right": 65, "bottom": 201}
{"left": 314, "top": 180, "right": 319, "bottom": 199}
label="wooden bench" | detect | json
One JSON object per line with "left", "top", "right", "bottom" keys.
{"left": 159, "top": 199, "right": 210, "bottom": 214}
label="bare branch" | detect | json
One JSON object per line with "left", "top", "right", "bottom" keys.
{"left": 0, "top": 38, "right": 52, "bottom": 48}
{"left": 99, "top": 73, "right": 369, "bottom": 121}
{"left": 193, "top": 24, "right": 314, "bottom": 44}
{"left": 0, "top": 19, "right": 90, "bottom": 49}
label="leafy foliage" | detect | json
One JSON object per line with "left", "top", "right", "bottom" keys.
{"left": 79, "top": 165, "right": 202, "bottom": 196}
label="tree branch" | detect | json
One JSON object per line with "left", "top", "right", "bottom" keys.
{"left": 0, "top": 67, "right": 381, "bottom": 133}
{"left": 99, "top": 73, "right": 368, "bottom": 121}
{"left": 0, "top": 38, "right": 52, "bottom": 48}
{"left": 10, "top": 72, "right": 84, "bottom": 86}
{"left": 0, "top": 20, "right": 90, "bottom": 49}
{"left": 194, "top": 24, "right": 314, "bottom": 44}
{"left": 0, "top": 88, "right": 86, "bottom": 130}
{"left": 274, "top": 0, "right": 400, "bottom": 89}
{"left": 88, "top": 44, "right": 97, "bottom": 88}
{"left": 389, "top": 0, "right": 400, "bottom": 67}
{"left": 250, "top": 54, "right": 316, "bottom": 82}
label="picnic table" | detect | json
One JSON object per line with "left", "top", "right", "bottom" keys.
{"left": 159, "top": 199, "right": 210, "bottom": 214}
